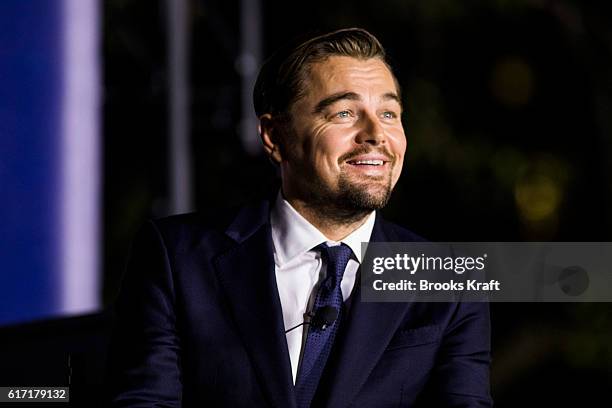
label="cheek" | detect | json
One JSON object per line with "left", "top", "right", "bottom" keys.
{"left": 399, "top": 137, "right": 407, "bottom": 157}
{"left": 390, "top": 130, "right": 407, "bottom": 176}
{"left": 311, "top": 142, "right": 341, "bottom": 175}
{"left": 288, "top": 131, "right": 316, "bottom": 165}
{"left": 389, "top": 128, "right": 407, "bottom": 156}
{"left": 309, "top": 127, "right": 345, "bottom": 171}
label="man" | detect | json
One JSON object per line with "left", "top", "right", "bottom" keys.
{"left": 107, "top": 28, "right": 492, "bottom": 407}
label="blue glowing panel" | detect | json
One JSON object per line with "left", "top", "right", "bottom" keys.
{"left": 0, "top": 0, "right": 63, "bottom": 325}
{"left": 0, "top": 0, "right": 101, "bottom": 326}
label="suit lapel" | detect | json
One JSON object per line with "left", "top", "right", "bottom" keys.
{"left": 214, "top": 202, "right": 296, "bottom": 408}
{"left": 321, "top": 213, "right": 413, "bottom": 408}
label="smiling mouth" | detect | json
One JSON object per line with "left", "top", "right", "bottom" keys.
{"left": 346, "top": 159, "right": 386, "bottom": 166}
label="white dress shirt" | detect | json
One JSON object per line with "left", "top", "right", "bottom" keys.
{"left": 270, "top": 192, "right": 376, "bottom": 383}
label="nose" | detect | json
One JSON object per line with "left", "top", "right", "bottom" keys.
{"left": 355, "top": 111, "right": 385, "bottom": 145}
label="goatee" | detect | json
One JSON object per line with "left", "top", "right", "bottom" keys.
{"left": 304, "top": 172, "right": 394, "bottom": 224}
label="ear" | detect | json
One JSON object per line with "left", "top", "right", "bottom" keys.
{"left": 258, "top": 114, "right": 283, "bottom": 164}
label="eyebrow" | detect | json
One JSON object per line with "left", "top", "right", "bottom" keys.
{"left": 313, "top": 92, "right": 360, "bottom": 114}
{"left": 312, "top": 91, "right": 402, "bottom": 114}
{"left": 382, "top": 92, "right": 402, "bottom": 105}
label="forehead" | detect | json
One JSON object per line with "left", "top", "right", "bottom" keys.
{"left": 304, "top": 56, "right": 398, "bottom": 99}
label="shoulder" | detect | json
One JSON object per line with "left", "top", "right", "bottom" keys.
{"left": 151, "top": 210, "right": 238, "bottom": 236}
{"left": 139, "top": 207, "right": 243, "bottom": 256}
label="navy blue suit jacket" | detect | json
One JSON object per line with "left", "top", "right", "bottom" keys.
{"left": 107, "top": 199, "right": 492, "bottom": 407}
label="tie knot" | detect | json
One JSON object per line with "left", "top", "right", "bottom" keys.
{"left": 316, "top": 243, "right": 353, "bottom": 283}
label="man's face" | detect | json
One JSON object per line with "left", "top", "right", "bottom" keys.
{"left": 279, "top": 56, "right": 406, "bottom": 212}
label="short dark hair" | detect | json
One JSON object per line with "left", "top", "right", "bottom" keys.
{"left": 253, "top": 28, "right": 396, "bottom": 117}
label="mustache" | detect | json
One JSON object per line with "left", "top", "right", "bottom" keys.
{"left": 338, "top": 146, "right": 395, "bottom": 163}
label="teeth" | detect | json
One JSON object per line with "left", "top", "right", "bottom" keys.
{"left": 351, "top": 160, "right": 383, "bottom": 166}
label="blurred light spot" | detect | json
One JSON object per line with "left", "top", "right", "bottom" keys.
{"left": 235, "top": 52, "right": 258, "bottom": 76}
{"left": 490, "top": 56, "right": 534, "bottom": 107}
{"left": 514, "top": 174, "right": 561, "bottom": 222}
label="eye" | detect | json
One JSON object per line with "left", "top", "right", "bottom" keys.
{"left": 330, "top": 110, "right": 355, "bottom": 122}
{"left": 382, "top": 111, "right": 397, "bottom": 119}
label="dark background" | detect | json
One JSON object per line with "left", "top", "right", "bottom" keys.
{"left": 2, "top": 0, "right": 612, "bottom": 406}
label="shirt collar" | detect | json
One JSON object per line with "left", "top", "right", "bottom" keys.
{"left": 270, "top": 191, "right": 376, "bottom": 266}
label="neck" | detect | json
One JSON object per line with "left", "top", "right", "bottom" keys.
{"left": 286, "top": 197, "right": 372, "bottom": 241}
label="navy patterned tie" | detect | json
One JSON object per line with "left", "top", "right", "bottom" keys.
{"left": 295, "top": 243, "right": 353, "bottom": 408}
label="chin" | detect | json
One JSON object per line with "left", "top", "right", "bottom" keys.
{"left": 338, "top": 179, "right": 393, "bottom": 211}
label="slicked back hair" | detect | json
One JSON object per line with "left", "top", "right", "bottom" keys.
{"left": 253, "top": 28, "right": 398, "bottom": 118}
